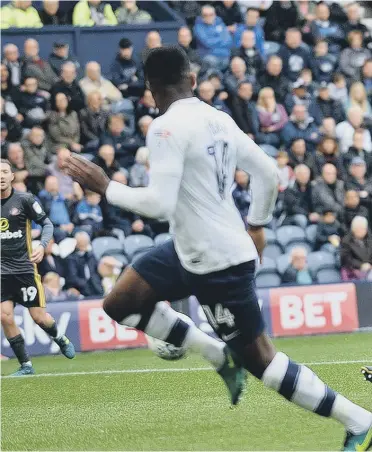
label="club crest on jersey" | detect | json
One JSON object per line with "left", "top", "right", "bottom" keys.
{"left": 10, "top": 207, "right": 20, "bottom": 216}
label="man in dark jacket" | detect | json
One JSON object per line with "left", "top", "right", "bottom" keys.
{"left": 278, "top": 28, "right": 314, "bottom": 82}
{"left": 312, "top": 163, "right": 345, "bottom": 218}
{"left": 215, "top": 0, "right": 243, "bottom": 29}
{"left": 48, "top": 42, "right": 81, "bottom": 78}
{"left": 284, "top": 79, "right": 322, "bottom": 125}
{"left": 38, "top": 0, "right": 69, "bottom": 25}
{"left": 177, "top": 27, "right": 203, "bottom": 74}
{"left": 66, "top": 231, "right": 103, "bottom": 297}
{"left": 231, "top": 30, "right": 265, "bottom": 79}
{"left": 110, "top": 38, "right": 144, "bottom": 97}
{"left": 79, "top": 90, "right": 109, "bottom": 152}
{"left": 264, "top": 1, "right": 299, "bottom": 43}
{"left": 50, "top": 61, "right": 85, "bottom": 112}
{"left": 315, "top": 82, "right": 345, "bottom": 125}
{"left": 230, "top": 81, "right": 259, "bottom": 138}
{"left": 287, "top": 138, "right": 316, "bottom": 176}
{"left": 341, "top": 190, "right": 369, "bottom": 236}
{"left": 342, "top": 129, "right": 372, "bottom": 178}
{"left": 259, "top": 55, "right": 290, "bottom": 104}
{"left": 15, "top": 77, "right": 48, "bottom": 129}
{"left": 38, "top": 238, "right": 66, "bottom": 278}
{"left": 198, "top": 81, "right": 231, "bottom": 115}
{"left": 343, "top": 2, "right": 372, "bottom": 50}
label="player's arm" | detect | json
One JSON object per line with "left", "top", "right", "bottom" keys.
{"left": 65, "top": 127, "right": 184, "bottom": 219}
{"left": 24, "top": 195, "right": 54, "bottom": 263}
{"left": 235, "top": 127, "right": 279, "bottom": 259}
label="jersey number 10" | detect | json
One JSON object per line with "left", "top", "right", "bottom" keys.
{"left": 208, "top": 141, "right": 229, "bottom": 200}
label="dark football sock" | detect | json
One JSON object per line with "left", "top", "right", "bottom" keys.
{"left": 8, "top": 334, "right": 31, "bottom": 365}
{"left": 39, "top": 321, "right": 58, "bottom": 338}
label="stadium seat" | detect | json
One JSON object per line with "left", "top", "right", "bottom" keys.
{"left": 285, "top": 241, "right": 313, "bottom": 254}
{"left": 316, "top": 268, "right": 342, "bottom": 284}
{"left": 105, "top": 253, "right": 129, "bottom": 267}
{"left": 112, "top": 228, "right": 126, "bottom": 245}
{"left": 263, "top": 228, "right": 277, "bottom": 245}
{"left": 256, "top": 272, "right": 281, "bottom": 288}
{"left": 154, "top": 233, "right": 172, "bottom": 246}
{"left": 123, "top": 235, "right": 154, "bottom": 260}
{"left": 276, "top": 254, "right": 291, "bottom": 275}
{"left": 307, "top": 251, "right": 336, "bottom": 274}
{"left": 262, "top": 243, "right": 283, "bottom": 260}
{"left": 306, "top": 224, "right": 318, "bottom": 246}
{"left": 276, "top": 225, "right": 306, "bottom": 248}
{"left": 257, "top": 257, "right": 277, "bottom": 274}
{"left": 264, "top": 41, "right": 281, "bottom": 56}
{"left": 92, "top": 237, "right": 123, "bottom": 261}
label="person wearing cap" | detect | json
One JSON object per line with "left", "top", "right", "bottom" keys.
{"left": 115, "top": 0, "right": 152, "bottom": 25}
{"left": 284, "top": 78, "right": 322, "bottom": 125}
{"left": 38, "top": 0, "right": 69, "bottom": 26}
{"left": 315, "top": 82, "right": 345, "bottom": 124}
{"left": 48, "top": 41, "right": 81, "bottom": 78}
{"left": 345, "top": 157, "right": 372, "bottom": 205}
{"left": 110, "top": 38, "right": 143, "bottom": 97}
{"left": 342, "top": 129, "right": 372, "bottom": 178}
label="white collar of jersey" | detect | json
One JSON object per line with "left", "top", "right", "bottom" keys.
{"left": 168, "top": 97, "right": 200, "bottom": 110}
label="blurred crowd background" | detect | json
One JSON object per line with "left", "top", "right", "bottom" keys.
{"left": 1, "top": 0, "right": 372, "bottom": 301}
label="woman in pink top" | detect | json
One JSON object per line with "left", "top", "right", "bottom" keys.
{"left": 256, "top": 87, "right": 288, "bottom": 147}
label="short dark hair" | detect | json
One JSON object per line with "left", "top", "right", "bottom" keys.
{"left": 144, "top": 45, "right": 190, "bottom": 87}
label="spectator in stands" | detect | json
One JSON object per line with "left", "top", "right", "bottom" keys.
{"left": 215, "top": 0, "right": 243, "bottom": 33}
{"left": 115, "top": 0, "right": 152, "bottom": 24}
{"left": 345, "top": 82, "right": 372, "bottom": 119}
{"left": 314, "top": 209, "right": 341, "bottom": 251}
{"left": 312, "top": 40, "right": 337, "bottom": 84}
{"left": 341, "top": 216, "right": 372, "bottom": 281}
{"left": 48, "top": 92, "right": 81, "bottom": 154}
{"left": 315, "top": 82, "right": 345, "bottom": 125}
{"left": 328, "top": 73, "right": 348, "bottom": 106}
{"left": 48, "top": 42, "right": 81, "bottom": 78}
{"left": 234, "top": 8, "right": 265, "bottom": 56}
{"left": 136, "top": 89, "right": 159, "bottom": 120}
{"left": 342, "top": 129, "right": 372, "bottom": 177}
{"left": 1, "top": 122, "right": 10, "bottom": 158}
{"left": 297, "top": 0, "right": 317, "bottom": 41}
{"left": 198, "top": 81, "right": 231, "bottom": 115}
{"left": 319, "top": 116, "right": 337, "bottom": 140}
{"left": 232, "top": 169, "right": 250, "bottom": 226}
{"left": 312, "top": 163, "right": 345, "bottom": 218}
{"left": 66, "top": 231, "right": 103, "bottom": 297}
{"left": 1, "top": 0, "right": 42, "bottom": 29}
{"left": 345, "top": 159, "right": 372, "bottom": 208}
{"left": 38, "top": 238, "right": 66, "bottom": 278}
{"left": 336, "top": 107, "right": 372, "bottom": 153}
{"left": 110, "top": 38, "right": 143, "bottom": 97}
{"left": 194, "top": 5, "right": 232, "bottom": 72}
{"left": 3, "top": 44, "right": 22, "bottom": 87}
{"left": 79, "top": 91, "right": 108, "bottom": 152}
{"left": 7, "top": 142, "right": 28, "bottom": 183}
{"left": 39, "top": 0, "right": 69, "bottom": 26}
{"left": 51, "top": 62, "right": 85, "bottom": 113}
{"left": 341, "top": 190, "right": 369, "bottom": 236}
{"left": 38, "top": 175, "right": 75, "bottom": 242}
{"left": 92, "top": 144, "right": 121, "bottom": 179}
{"left": 314, "top": 136, "right": 343, "bottom": 178}
{"left": 98, "top": 256, "right": 123, "bottom": 296}
{"left": 361, "top": 59, "right": 372, "bottom": 104}
{"left": 264, "top": 1, "right": 299, "bottom": 43}
{"left": 21, "top": 126, "right": 48, "bottom": 193}
{"left": 256, "top": 87, "right": 288, "bottom": 147}
{"left": 278, "top": 28, "right": 313, "bottom": 83}
{"left": 281, "top": 104, "right": 320, "bottom": 153}
{"left": 344, "top": 2, "right": 371, "bottom": 49}
{"left": 135, "top": 115, "right": 153, "bottom": 147}
{"left": 283, "top": 164, "right": 319, "bottom": 228}
{"left": 130, "top": 146, "right": 149, "bottom": 188}
{"left": 74, "top": 189, "right": 103, "bottom": 237}
{"left": 16, "top": 77, "right": 48, "bottom": 129}
{"left": 1, "top": 97, "right": 22, "bottom": 144}
{"left": 100, "top": 114, "right": 136, "bottom": 168}
{"left": 340, "top": 30, "right": 371, "bottom": 83}
{"left": 23, "top": 38, "right": 58, "bottom": 92}
{"left": 1, "top": 63, "right": 20, "bottom": 107}
{"left": 46, "top": 147, "right": 75, "bottom": 200}
{"left": 141, "top": 31, "right": 162, "bottom": 63}
{"left": 73, "top": 0, "right": 117, "bottom": 26}
{"left": 276, "top": 151, "right": 294, "bottom": 192}
{"left": 231, "top": 30, "right": 265, "bottom": 79}
{"left": 168, "top": 1, "right": 201, "bottom": 28}
{"left": 284, "top": 79, "right": 322, "bottom": 126}
{"left": 131, "top": 216, "right": 153, "bottom": 238}
{"left": 282, "top": 247, "right": 314, "bottom": 285}
{"left": 310, "top": 2, "right": 344, "bottom": 55}
{"left": 177, "top": 27, "right": 202, "bottom": 74}
{"left": 287, "top": 137, "right": 315, "bottom": 176}
{"left": 259, "top": 56, "right": 289, "bottom": 104}
{"left": 80, "top": 61, "right": 122, "bottom": 109}
{"left": 224, "top": 57, "right": 252, "bottom": 95}
{"left": 43, "top": 272, "right": 81, "bottom": 303}
{"left": 230, "top": 81, "right": 259, "bottom": 139}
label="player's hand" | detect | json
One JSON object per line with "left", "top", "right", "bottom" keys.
{"left": 247, "top": 225, "right": 266, "bottom": 264}
{"left": 64, "top": 155, "right": 110, "bottom": 196}
{"left": 31, "top": 245, "right": 45, "bottom": 264}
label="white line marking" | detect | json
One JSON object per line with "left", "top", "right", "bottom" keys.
{"left": 1, "top": 359, "right": 370, "bottom": 379}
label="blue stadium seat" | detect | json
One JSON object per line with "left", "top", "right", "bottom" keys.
{"left": 154, "top": 233, "right": 172, "bottom": 246}
{"left": 263, "top": 228, "right": 277, "bottom": 244}
{"left": 285, "top": 241, "right": 313, "bottom": 255}
{"left": 257, "top": 257, "right": 277, "bottom": 274}
{"left": 307, "top": 251, "right": 336, "bottom": 274}
{"left": 276, "top": 254, "right": 291, "bottom": 275}
{"left": 262, "top": 243, "right": 283, "bottom": 260}
{"left": 256, "top": 272, "right": 281, "bottom": 288}
{"left": 306, "top": 224, "right": 318, "bottom": 246}
{"left": 112, "top": 228, "right": 126, "bottom": 245}
{"left": 123, "top": 235, "right": 154, "bottom": 260}
{"left": 316, "top": 268, "right": 342, "bottom": 284}
{"left": 92, "top": 237, "right": 123, "bottom": 261}
{"left": 264, "top": 41, "right": 281, "bottom": 56}
{"left": 276, "top": 225, "right": 306, "bottom": 248}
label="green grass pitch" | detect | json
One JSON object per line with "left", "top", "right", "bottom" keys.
{"left": 2, "top": 332, "right": 372, "bottom": 451}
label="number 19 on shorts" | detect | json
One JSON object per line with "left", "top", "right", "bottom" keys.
{"left": 21, "top": 286, "right": 37, "bottom": 303}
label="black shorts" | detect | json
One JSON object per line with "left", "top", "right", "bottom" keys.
{"left": 1, "top": 272, "right": 46, "bottom": 308}
{"left": 132, "top": 240, "right": 264, "bottom": 351}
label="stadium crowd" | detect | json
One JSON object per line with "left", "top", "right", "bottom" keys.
{"left": 1, "top": 0, "right": 372, "bottom": 299}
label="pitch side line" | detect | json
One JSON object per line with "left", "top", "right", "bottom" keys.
{"left": 1, "top": 359, "right": 370, "bottom": 379}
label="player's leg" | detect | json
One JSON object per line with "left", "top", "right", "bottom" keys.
{"left": 0, "top": 300, "right": 34, "bottom": 376}
{"left": 361, "top": 366, "right": 372, "bottom": 383}
{"left": 103, "top": 241, "right": 246, "bottom": 404}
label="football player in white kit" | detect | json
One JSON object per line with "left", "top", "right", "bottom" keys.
{"left": 66, "top": 46, "right": 372, "bottom": 451}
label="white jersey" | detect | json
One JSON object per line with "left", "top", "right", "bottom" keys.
{"left": 106, "top": 97, "right": 278, "bottom": 274}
